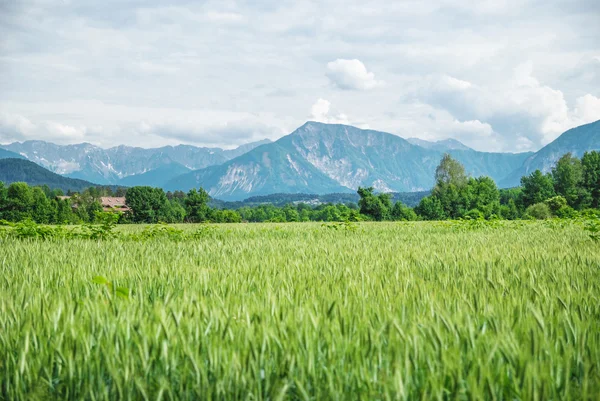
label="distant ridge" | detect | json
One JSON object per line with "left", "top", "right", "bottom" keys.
{"left": 406, "top": 137, "right": 472, "bottom": 151}
{"left": 0, "top": 139, "right": 272, "bottom": 185}
{"left": 0, "top": 158, "right": 98, "bottom": 192}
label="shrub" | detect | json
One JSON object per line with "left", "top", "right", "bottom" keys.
{"left": 555, "top": 205, "right": 578, "bottom": 219}
{"left": 525, "top": 203, "right": 552, "bottom": 220}
{"left": 464, "top": 209, "right": 484, "bottom": 220}
{"left": 544, "top": 196, "right": 567, "bottom": 214}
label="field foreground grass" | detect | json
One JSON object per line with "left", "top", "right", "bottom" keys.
{"left": 1, "top": 221, "right": 599, "bottom": 400}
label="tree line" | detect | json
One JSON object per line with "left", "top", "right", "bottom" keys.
{"left": 1, "top": 151, "right": 599, "bottom": 224}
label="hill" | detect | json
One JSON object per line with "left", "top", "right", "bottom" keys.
{"left": 0, "top": 148, "right": 25, "bottom": 160}
{"left": 0, "top": 158, "right": 97, "bottom": 192}
{"left": 500, "top": 119, "right": 600, "bottom": 187}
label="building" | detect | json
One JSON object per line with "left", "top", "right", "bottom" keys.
{"left": 56, "top": 196, "right": 131, "bottom": 212}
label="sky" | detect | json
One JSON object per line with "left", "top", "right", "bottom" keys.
{"left": 0, "top": 0, "right": 599, "bottom": 152}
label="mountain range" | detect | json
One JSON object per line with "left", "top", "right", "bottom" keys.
{"left": 0, "top": 139, "right": 271, "bottom": 185}
{"left": 1, "top": 119, "right": 599, "bottom": 200}
{"left": 164, "top": 122, "right": 533, "bottom": 199}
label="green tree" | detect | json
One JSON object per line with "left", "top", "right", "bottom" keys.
{"left": 126, "top": 186, "right": 169, "bottom": 223}
{"left": 431, "top": 155, "right": 471, "bottom": 218}
{"left": 499, "top": 199, "right": 520, "bottom": 220}
{"left": 552, "top": 153, "right": 583, "bottom": 208}
{"left": 357, "top": 187, "right": 391, "bottom": 221}
{"left": 5, "top": 182, "right": 34, "bottom": 221}
{"left": 54, "top": 198, "right": 76, "bottom": 224}
{"left": 581, "top": 151, "right": 600, "bottom": 208}
{"left": 434, "top": 153, "right": 467, "bottom": 190}
{"left": 391, "top": 202, "right": 417, "bottom": 221}
{"left": 31, "top": 187, "right": 52, "bottom": 223}
{"left": 184, "top": 188, "right": 211, "bottom": 223}
{"left": 520, "top": 170, "right": 555, "bottom": 207}
{"left": 283, "top": 204, "right": 300, "bottom": 222}
{"left": 467, "top": 176, "right": 500, "bottom": 218}
{"left": 415, "top": 196, "right": 446, "bottom": 220}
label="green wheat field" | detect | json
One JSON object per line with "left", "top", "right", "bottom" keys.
{"left": 1, "top": 221, "right": 599, "bottom": 400}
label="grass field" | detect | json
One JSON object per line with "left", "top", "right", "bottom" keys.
{"left": 1, "top": 221, "right": 599, "bottom": 400}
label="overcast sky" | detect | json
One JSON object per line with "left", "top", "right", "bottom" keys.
{"left": 1, "top": 0, "right": 599, "bottom": 152}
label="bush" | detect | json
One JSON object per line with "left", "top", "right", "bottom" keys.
{"left": 525, "top": 203, "right": 552, "bottom": 220}
{"left": 544, "top": 196, "right": 567, "bottom": 214}
{"left": 464, "top": 209, "right": 484, "bottom": 220}
{"left": 555, "top": 206, "right": 578, "bottom": 219}
{"left": 581, "top": 208, "right": 600, "bottom": 219}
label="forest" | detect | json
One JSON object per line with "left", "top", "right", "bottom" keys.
{"left": 1, "top": 151, "right": 599, "bottom": 224}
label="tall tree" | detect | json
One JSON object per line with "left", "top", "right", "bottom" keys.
{"left": 5, "top": 182, "right": 33, "bottom": 221}
{"left": 431, "top": 155, "right": 471, "bottom": 218}
{"left": 434, "top": 153, "right": 467, "bottom": 191}
{"left": 520, "top": 170, "right": 555, "bottom": 207}
{"left": 581, "top": 151, "right": 600, "bottom": 208}
{"left": 126, "top": 186, "right": 169, "bottom": 223}
{"left": 31, "top": 186, "right": 52, "bottom": 223}
{"left": 552, "top": 153, "right": 583, "bottom": 208}
{"left": 184, "top": 188, "right": 211, "bottom": 223}
{"left": 467, "top": 176, "right": 500, "bottom": 218}
{"left": 357, "top": 187, "right": 391, "bottom": 221}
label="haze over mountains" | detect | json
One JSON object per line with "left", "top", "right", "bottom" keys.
{"left": 1, "top": 120, "right": 599, "bottom": 200}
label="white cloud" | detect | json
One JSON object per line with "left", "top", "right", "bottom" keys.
{"left": 0, "top": 113, "right": 37, "bottom": 142}
{"left": 45, "top": 122, "right": 87, "bottom": 140}
{"left": 326, "top": 59, "right": 384, "bottom": 90}
{"left": 310, "top": 98, "right": 350, "bottom": 125}
{"left": 409, "top": 63, "right": 600, "bottom": 148}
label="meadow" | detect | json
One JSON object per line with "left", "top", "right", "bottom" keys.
{"left": 1, "top": 221, "right": 599, "bottom": 400}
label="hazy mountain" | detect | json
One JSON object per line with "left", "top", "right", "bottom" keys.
{"left": 165, "top": 122, "right": 531, "bottom": 200}
{"left": 0, "top": 139, "right": 272, "bottom": 185}
{"left": 118, "top": 162, "right": 191, "bottom": 187}
{"left": 407, "top": 137, "right": 472, "bottom": 151}
{"left": 500, "top": 119, "right": 600, "bottom": 187}
{"left": 0, "top": 148, "right": 25, "bottom": 160}
{"left": 0, "top": 158, "right": 97, "bottom": 192}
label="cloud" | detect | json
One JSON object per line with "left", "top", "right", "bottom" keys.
{"left": 0, "top": 113, "right": 37, "bottom": 142}
{"left": 408, "top": 63, "right": 600, "bottom": 149}
{"left": 309, "top": 98, "right": 372, "bottom": 129}
{"left": 0, "top": 0, "right": 599, "bottom": 152}
{"left": 310, "top": 98, "right": 350, "bottom": 124}
{"left": 326, "top": 59, "right": 383, "bottom": 90}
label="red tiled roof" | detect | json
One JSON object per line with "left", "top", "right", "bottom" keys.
{"left": 101, "top": 197, "right": 130, "bottom": 211}
{"left": 55, "top": 196, "right": 130, "bottom": 212}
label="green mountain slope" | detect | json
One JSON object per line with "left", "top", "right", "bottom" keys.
{"left": 0, "top": 148, "right": 26, "bottom": 160}
{"left": 0, "top": 158, "right": 97, "bottom": 192}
